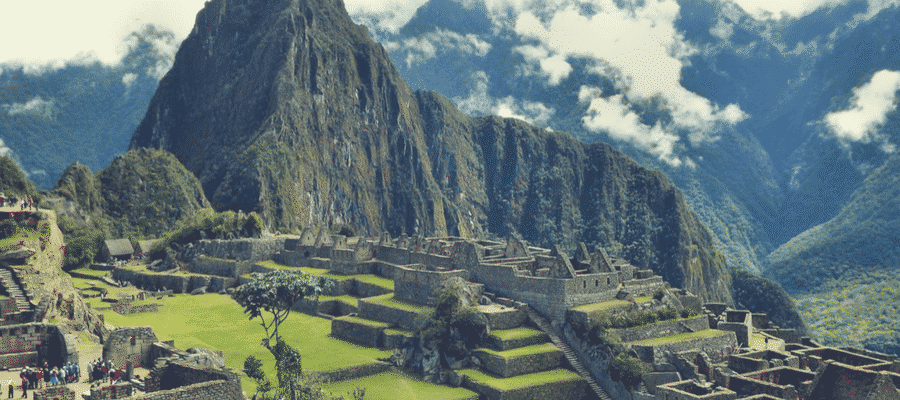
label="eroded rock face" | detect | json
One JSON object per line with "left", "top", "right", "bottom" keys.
{"left": 129, "top": 0, "right": 731, "bottom": 303}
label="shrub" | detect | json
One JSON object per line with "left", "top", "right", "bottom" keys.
{"left": 610, "top": 354, "right": 649, "bottom": 389}
{"left": 658, "top": 307, "right": 678, "bottom": 321}
{"left": 653, "top": 287, "right": 666, "bottom": 301}
{"left": 680, "top": 308, "right": 698, "bottom": 318}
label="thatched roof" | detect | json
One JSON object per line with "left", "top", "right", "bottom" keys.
{"left": 104, "top": 239, "right": 134, "bottom": 257}
{"left": 136, "top": 240, "right": 158, "bottom": 254}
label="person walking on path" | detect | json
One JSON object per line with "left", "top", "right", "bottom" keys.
{"left": 7, "top": 380, "right": 13, "bottom": 399}
{"left": 18, "top": 379, "right": 25, "bottom": 399}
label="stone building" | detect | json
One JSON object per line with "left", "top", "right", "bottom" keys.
{"left": 102, "top": 239, "right": 134, "bottom": 262}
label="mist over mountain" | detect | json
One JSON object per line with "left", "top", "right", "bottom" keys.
{"left": 0, "top": 25, "right": 173, "bottom": 190}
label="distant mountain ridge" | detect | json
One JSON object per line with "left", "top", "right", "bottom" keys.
{"left": 128, "top": 0, "right": 735, "bottom": 303}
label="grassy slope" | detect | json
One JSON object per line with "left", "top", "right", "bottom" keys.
{"left": 322, "top": 372, "right": 477, "bottom": 400}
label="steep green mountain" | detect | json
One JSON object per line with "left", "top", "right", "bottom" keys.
{"left": 767, "top": 151, "right": 900, "bottom": 349}
{"left": 47, "top": 148, "right": 211, "bottom": 239}
{"left": 129, "top": 0, "right": 733, "bottom": 303}
{"left": 0, "top": 155, "right": 38, "bottom": 200}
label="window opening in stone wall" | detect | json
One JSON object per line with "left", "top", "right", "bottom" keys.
{"left": 583, "top": 281, "right": 586, "bottom": 289}
{"left": 607, "top": 277, "right": 610, "bottom": 285}
{"left": 595, "top": 280, "right": 599, "bottom": 287}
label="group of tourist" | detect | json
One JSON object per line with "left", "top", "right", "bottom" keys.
{"left": 87, "top": 358, "right": 122, "bottom": 385}
{"left": 8, "top": 362, "right": 79, "bottom": 398}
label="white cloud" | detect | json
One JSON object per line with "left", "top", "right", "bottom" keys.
{"left": 3, "top": 97, "right": 54, "bottom": 117}
{"left": 578, "top": 87, "right": 682, "bottom": 166}
{"left": 729, "top": 0, "right": 846, "bottom": 20}
{"left": 0, "top": 139, "right": 11, "bottom": 157}
{"left": 344, "top": 0, "right": 430, "bottom": 34}
{"left": 710, "top": 19, "right": 734, "bottom": 41}
{"left": 825, "top": 70, "right": 900, "bottom": 153}
{"left": 0, "top": 1, "right": 207, "bottom": 70}
{"left": 386, "top": 28, "right": 492, "bottom": 68}
{"left": 454, "top": 71, "right": 555, "bottom": 125}
{"left": 509, "top": 0, "right": 746, "bottom": 165}
{"left": 122, "top": 73, "right": 138, "bottom": 87}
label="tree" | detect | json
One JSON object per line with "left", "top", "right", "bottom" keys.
{"left": 232, "top": 269, "right": 333, "bottom": 400}
{"left": 232, "top": 269, "right": 331, "bottom": 348}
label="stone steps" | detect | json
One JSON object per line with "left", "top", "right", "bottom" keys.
{"left": 525, "top": 307, "right": 612, "bottom": 400}
{"left": 0, "top": 268, "right": 31, "bottom": 311}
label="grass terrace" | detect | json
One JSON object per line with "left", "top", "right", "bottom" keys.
{"left": 571, "top": 299, "right": 631, "bottom": 313}
{"left": 68, "top": 267, "right": 109, "bottom": 279}
{"left": 489, "top": 327, "right": 546, "bottom": 342}
{"left": 477, "top": 343, "right": 559, "bottom": 358}
{"left": 322, "top": 371, "right": 478, "bottom": 400}
{"left": 458, "top": 368, "right": 582, "bottom": 391}
{"left": 384, "top": 328, "right": 416, "bottom": 337}
{"left": 627, "top": 329, "right": 730, "bottom": 346}
{"left": 338, "top": 315, "right": 391, "bottom": 328}
{"left": 366, "top": 293, "right": 432, "bottom": 313}
{"left": 634, "top": 295, "right": 654, "bottom": 303}
{"left": 254, "top": 261, "right": 394, "bottom": 291}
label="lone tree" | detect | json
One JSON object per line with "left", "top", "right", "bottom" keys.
{"left": 232, "top": 269, "right": 332, "bottom": 399}
{"left": 232, "top": 269, "right": 330, "bottom": 348}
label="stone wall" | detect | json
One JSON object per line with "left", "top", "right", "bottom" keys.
{"left": 33, "top": 386, "right": 77, "bottom": 400}
{"left": 111, "top": 268, "right": 190, "bottom": 293}
{"left": 330, "top": 317, "right": 387, "bottom": 347}
{"left": 103, "top": 326, "right": 158, "bottom": 369}
{"left": 479, "top": 306, "right": 526, "bottom": 330}
{"left": 393, "top": 265, "right": 471, "bottom": 306}
{"left": 474, "top": 348, "right": 563, "bottom": 378}
{"left": 610, "top": 316, "right": 709, "bottom": 343}
{"left": 190, "top": 238, "right": 286, "bottom": 262}
{"left": 0, "top": 296, "right": 17, "bottom": 316}
{"left": 357, "top": 299, "right": 422, "bottom": 331}
{"left": 728, "top": 375, "right": 800, "bottom": 399}
{"left": 305, "top": 362, "right": 392, "bottom": 384}
{"left": 0, "top": 323, "right": 74, "bottom": 369}
{"left": 462, "top": 373, "right": 586, "bottom": 400}
{"left": 188, "top": 257, "right": 250, "bottom": 278}
{"left": 84, "top": 383, "right": 134, "bottom": 400}
{"left": 111, "top": 299, "right": 161, "bottom": 315}
{"left": 632, "top": 331, "right": 738, "bottom": 364}
{"left": 142, "top": 359, "right": 242, "bottom": 400}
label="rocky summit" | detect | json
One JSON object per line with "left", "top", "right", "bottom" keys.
{"left": 129, "top": 0, "right": 731, "bottom": 303}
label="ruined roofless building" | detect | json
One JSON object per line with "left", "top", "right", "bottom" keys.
{"left": 276, "top": 230, "right": 665, "bottom": 322}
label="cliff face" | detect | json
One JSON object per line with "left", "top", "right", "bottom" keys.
{"left": 129, "top": 0, "right": 731, "bottom": 302}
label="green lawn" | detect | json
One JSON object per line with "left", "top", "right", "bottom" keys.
{"left": 366, "top": 293, "right": 432, "bottom": 313}
{"left": 458, "top": 368, "right": 582, "bottom": 390}
{"left": 350, "top": 274, "right": 394, "bottom": 291}
{"left": 570, "top": 299, "right": 630, "bottom": 313}
{"left": 322, "top": 371, "right": 478, "bottom": 400}
{"left": 69, "top": 267, "right": 110, "bottom": 278}
{"left": 477, "top": 343, "right": 559, "bottom": 358}
{"left": 489, "top": 327, "right": 546, "bottom": 342}
{"left": 634, "top": 296, "right": 654, "bottom": 303}
{"left": 627, "top": 329, "right": 729, "bottom": 346}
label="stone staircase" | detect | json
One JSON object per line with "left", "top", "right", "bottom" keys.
{"left": 0, "top": 266, "right": 31, "bottom": 312}
{"left": 525, "top": 306, "right": 613, "bottom": 400}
